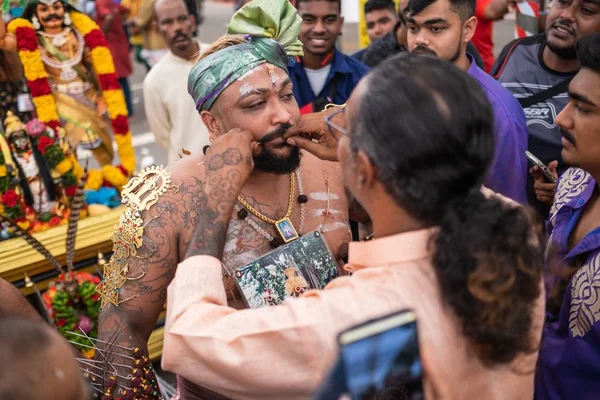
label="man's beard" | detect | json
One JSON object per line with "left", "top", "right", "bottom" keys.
{"left": 254, "top": 145, "right": 301, "bottom": 174}
{"left": 546, "top": 39, "right": 577, "bottom": 60}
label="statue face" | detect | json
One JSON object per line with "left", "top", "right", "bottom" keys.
{"left": 10, "top": 130, "right": 31, "bottom": 154}
{"left": 36, "top": 2, "right": 65, "bottom": 31}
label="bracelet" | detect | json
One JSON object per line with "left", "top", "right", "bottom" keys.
{"left": 323, "top": 103, "right": 347, "bottom": 111}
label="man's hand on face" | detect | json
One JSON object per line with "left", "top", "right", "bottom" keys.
{"left": 184, "top": 129, "right": 257, "bottom": 260}
{"left": 204, "top": 128, "right": 257, "bottom": 197}
{"left": 283, "top": 107, "right": 344, "bottom": 162}
{"left": 530, "top": 160, "right": 559, "bottom": 205}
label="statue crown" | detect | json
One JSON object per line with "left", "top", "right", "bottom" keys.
{"left": 4, "top": 111, "right": 26, "bottom": 139}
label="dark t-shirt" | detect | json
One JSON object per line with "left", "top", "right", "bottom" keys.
{"left": 491, "top": 34, "right": 577, "bottom": 218}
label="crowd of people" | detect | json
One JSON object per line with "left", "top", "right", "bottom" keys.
{"left": 1, "top": 0, "right": 600, "bottom": 398}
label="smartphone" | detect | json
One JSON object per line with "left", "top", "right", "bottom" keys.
{"left": 316, "top": 310, "right": 423, "bottom": 400}
{"left": 526, "top": 151, "right": 557, "bottom": 183}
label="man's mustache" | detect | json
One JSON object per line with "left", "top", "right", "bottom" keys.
{"left": 413, "top": 46, "right": 437, "bottom": 56}
{"left": 173, "top": 32, "right": 189, "bottom": 41}
{"left": 42, "top": 14, "right": 62, "bottom": 22}
{"left": 561, "top": 129, "right": 576, "bottom": 145}
{"left": 257, "top": 123, "right": 293, "bottom": 144}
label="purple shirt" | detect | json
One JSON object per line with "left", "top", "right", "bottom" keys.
{"left": 536, "top": 167, "right": 600, "bottom": 399}
{"left": 467, "top": 55, "right": 529, "bottom": 204}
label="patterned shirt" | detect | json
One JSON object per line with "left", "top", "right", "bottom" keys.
{"left": 536, "top": 167, "right": 600, "bottom": 399}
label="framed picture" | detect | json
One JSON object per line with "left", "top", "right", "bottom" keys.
{"left": 234, "top": 231, "right": 339, "bottom": 309}
{"left": 275, "top": 217, "right": 299, "bottom": 243}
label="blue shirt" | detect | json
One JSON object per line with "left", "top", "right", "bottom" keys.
{"left": 536, "top": 168, "right": 600, "bottom": 400}
{"left": 288, "top": 49, "right": 370, "bottom": 109}
{"left": 467, "top": 54, "right": 529, "bottom": 204}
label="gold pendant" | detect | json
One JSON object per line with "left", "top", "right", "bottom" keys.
{"left": 121, "top": 165, "right": 171, "bottom": 211}
{"left": 275, "top": 217, "right": 299, "bottom": 243}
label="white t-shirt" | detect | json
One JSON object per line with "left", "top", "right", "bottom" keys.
{"left": 304, "top": 65, "right": 332, "bottom": 96}
{"left": 143, "top": 41, "right": 211, "bottom": 164}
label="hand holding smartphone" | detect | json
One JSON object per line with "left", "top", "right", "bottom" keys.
{"left": 526, "top": 151, "right": 557, "bottom": 183}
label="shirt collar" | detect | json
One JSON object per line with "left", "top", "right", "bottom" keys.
{"left": 295, "top": 48, "right": 352, "bottom": 74}
{"left": 466, "top": 53, "right": 482, "bottom": 78}
{"left": 348, "top": 227, "right": 437, "bottom": 269}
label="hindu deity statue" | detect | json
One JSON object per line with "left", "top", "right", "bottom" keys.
{"left": 3, "top": 111, "right": 61, "bottom": 215}
{"left": 0, "top": 0, "right": 120, "bottom": 167}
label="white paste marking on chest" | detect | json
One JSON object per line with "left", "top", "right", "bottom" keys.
{"left": 320, "top": 221, "right": 348, "bottom": 232}
{"left": 309, "top": 192, "right": 340, "bottom": 201}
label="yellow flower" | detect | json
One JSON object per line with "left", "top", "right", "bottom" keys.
{"left": 84, "top": 169, "right": 104, "bottom": 191}
{"left": 82, "top": 348, "right": 95, "bottom": 359}
{"left": 72, "top": 159, "right": 84, "bottom": 181}
{"left": 32, "top": 95, "right": 60, "bottom": 123}
{"left": 19, "top": 50, "right": 48, "bottom": 81}
{"left": 0, "top": 165, "right": 7, "bottom": 177}
{"left": 17, "top": 220, "right": 30, "bottom": 231}
{"left": 7, "top": 18, "right": 32, "bottom": 34}
{"left": 102, "top": 89, "right": 127, "bottom": 119}
{"left": 70, "top": 12, "right": 98, "bottom": 36}
{"left": 0, "top": 204, "right": 5, "bottom": 215}
{"left": 90, "top": 47, "right": 115, "bottom": 76}
{"left": 102, "top": 165, "right": 129, "bottom": 189}
{"left": 55, "top": 159, "right": 73, "bottom": 175}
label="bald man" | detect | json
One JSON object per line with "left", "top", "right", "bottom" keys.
{"left": 0, "top": 316, "right": 91, "bottom": 400}
{"left": 0, "top": 278, "right": 40, "bottom": 319}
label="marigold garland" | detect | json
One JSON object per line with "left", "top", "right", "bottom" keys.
{"left": 8, "top": 14, "right": 136, "bottom": 189}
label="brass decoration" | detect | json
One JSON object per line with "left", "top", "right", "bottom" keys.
{"left": 121, "top": 165, "right": 171, "bottom": 211}
{"left": 96, "top": 261, "right": 127, "bottom": 310}
{"left": 97, "top": 166, "right": 173, "bottom": 310}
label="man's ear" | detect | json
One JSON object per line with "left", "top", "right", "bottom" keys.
{"left": 463, "top": 15, "right": 477, "bottom": 43}
{"left": 200, "top": 110, "right": 221, "bottom": 142}
{"left": 355, "top": 150, "right": 378, "bottom": 190}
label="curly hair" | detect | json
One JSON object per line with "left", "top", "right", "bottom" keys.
{"left": 351, "top": 54, "right": 544, "bottom": 366}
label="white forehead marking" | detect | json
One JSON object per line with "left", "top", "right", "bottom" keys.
{"left": 237, "top": 65, "right": 261, "bottom": 82}
{"left": 239, "top": 81, "right": 253, "bottom": 96}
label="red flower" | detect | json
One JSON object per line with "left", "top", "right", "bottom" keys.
{"left": 37, "top": 135, "right": 54, "bottom": 154}
{"left": 65, "top": 186, "right": 77, "bottom": 197}
{"left": 98, "top": 73, "right": 121, "bottom": 91}
{"left": 2, "top": 189, "right": 19, "bottom": 208}
{"left": 49, "top": 216, "right": 62, "bottom": 227}
{"left": 56, "top": 318, "right": 67, "bottom": 327}
{"left": 47, "top": 120, "right": 60, "bottom": 130}
{"left": 91, "top": 294, "right": 100, "bottom": 301}
{"left": 28, "top": 78, "right": 52, "bottom": 97}
{"left": 117, "top": 165, "right": 128, "bottom": 177}
{"left": 15, "top": 27, "right": 38, "bottom": 51}
{"left": 112, "top": 115, "right": 129, "bottom": 135}
{"left": 85, "top": 29, "right": 108, "bottom": 49}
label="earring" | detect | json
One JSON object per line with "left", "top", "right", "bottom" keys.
{"left": 64, "top": 12, "right": 71, "bottom": 26}
{"left": 32, "top": 16, "right": 41, "bottom": 30}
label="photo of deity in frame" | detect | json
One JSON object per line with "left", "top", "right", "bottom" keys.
{"left": 275, "top": 218, "right": 299, "bottom": 243}
{"left": 234, "top": 231, "right": 339, "bottom": 308}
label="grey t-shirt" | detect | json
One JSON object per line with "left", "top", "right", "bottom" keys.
{"left": 305, "top": 65, "right": 332, "bottom": 96}
{"left": 491, "top": 34, "right": 577, "bottom": 216}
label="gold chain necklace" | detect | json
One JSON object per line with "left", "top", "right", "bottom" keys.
{"left": 237, "top": 172, "right": 299, "bottom": 243}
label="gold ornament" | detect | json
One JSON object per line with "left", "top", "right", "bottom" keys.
{"left": 4, "top": 111, "right": 26, "bottom": 139}
{"left": 121, "top": 165, "right": 171, "bottom": 211}
{"left": 97, "top": 166, "right": 172, "bottom": 309}
{"left": 96, "top": 261, "right": 127, "bottom": 310}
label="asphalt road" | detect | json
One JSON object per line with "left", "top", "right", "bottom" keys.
{"left": 81, "top": 0, "right": 519, "bottom": 171}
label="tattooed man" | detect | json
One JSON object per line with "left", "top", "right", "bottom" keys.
{"left": 96, "top": 1, "right": 350, "bottom": 398}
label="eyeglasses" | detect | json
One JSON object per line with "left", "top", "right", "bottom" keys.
{"left": 324, "top": 107, "right": 350, "bottom": 139}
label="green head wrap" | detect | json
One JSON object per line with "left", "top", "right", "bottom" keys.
{"left": 188, "top": 0, "right": 303, "bottom": 112}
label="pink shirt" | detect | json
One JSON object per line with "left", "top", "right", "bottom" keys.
{"left": 163, "top": 228, "right": 544, "bottom": 400}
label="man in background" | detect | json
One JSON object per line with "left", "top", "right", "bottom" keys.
{"left": 472, "top": 0, "right": 517, "bottom": 71}
{"left": 353, "top": 0, "right": 399, "bottom": 62}
{"left": 289, "top": 0, "right": 369, "bottom": 113}
{"left": 491, "top": 0, "right": 600, "bottom": 219}
{"left": 96, "top": 0, "right": 134, "bottom": 116}
{"left": 406, "top": 0, "right": 529, "bottom": 203}
{"left": 537, "top": 33, "right": 600, "bottom": 399}
{"left": 143, "top": 0, "right": 210, "bottom": 163}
